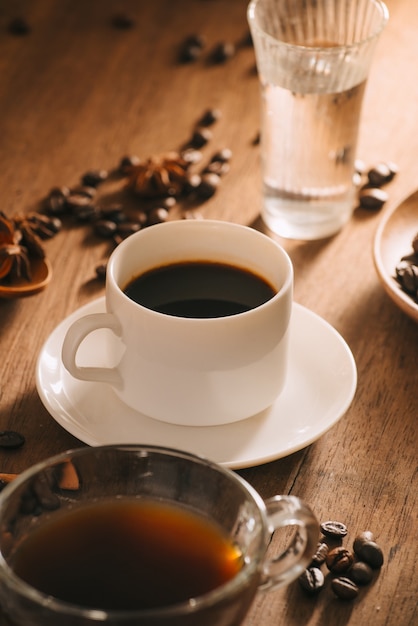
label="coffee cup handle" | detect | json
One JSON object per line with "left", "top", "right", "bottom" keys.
{"left": 260, "top": 495, "right": 319, "bottom": 590}
{"left": 61, "top": 313, "right": 123, "bottom": 386}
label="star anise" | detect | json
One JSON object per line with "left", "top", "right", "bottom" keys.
{"left": 13, "top": 212, "right": 62, "bottom": 260}
{"left": 0, "top": 212, "right": 31, "bottom": 281}
{"left": 127, "top": 151, "right": 190, "bottom": 198}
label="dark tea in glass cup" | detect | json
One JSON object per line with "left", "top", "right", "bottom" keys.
{"left": 0, "top": 445, "right": 319, "bottom": 625}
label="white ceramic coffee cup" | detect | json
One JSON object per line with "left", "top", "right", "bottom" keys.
{"left": 61, "top": 220, "right": 293, "bottom": 426}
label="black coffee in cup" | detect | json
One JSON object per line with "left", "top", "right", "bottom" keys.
{"left": 123, "top": 260, "right": 276, "bottom": 318}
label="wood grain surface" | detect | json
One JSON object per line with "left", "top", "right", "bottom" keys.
{"left": 0, "top": 1, "right": 417, "bottom": 624}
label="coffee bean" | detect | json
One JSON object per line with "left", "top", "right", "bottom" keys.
{"left": 311, "top": 542, "right": 329, "bottom": 567}
{"left": 211, "top": 148, "right": 232, "bottom": 163}
{"left": 116, "top": 222, "right": 141, "bottom": 238}
{"left": 179, "top": 35, "right": 206, "bottom": 63}
{"left": 358, "top": 187, "right": 388, "bottom": 210}
{"left": 211, "top": 41, "right": 235, "bottom": 63}
{"left": 119, "top": 155, "right": 141, "bottom": 174}
{"left": 94, "top": 220, "right": 118, "bottom": 238}
{"left": 326, "top": 546, "right": 354, "bottom": 574}
{"left": 81, "top": 170, "right": 108, "bottom": 188}
{"left": 44, "top": 187, "right": 70, "bottom": 215}
{"left": 0, "top": 431, "right": 25, "bottom": 449}
{"left": 147, "top": 207, "right": 169, "bottom": 225}
{"left": 299, "top": 567, "right": 324, "bottom": 594}
{"left": 8, "top": 17, "right": 31, "bottom": 36}
{"left": 367, "top": 161, "right": 398, "bottom": 187}
{"left": 367, "top": 162, "right": 393, "bottom": 187}
{"left": 111, "top": 13, "right": 135, "bottom": 29}
{"left": 180, "top": 44, "right": 203, "bottom": 63}
{"left": 199, "top": 108, "right": 222, "bottom": 127}
{"left": 181, "top": 148, "right": 203, "bottom": 165}
{"left": 95, "top": 263, "right": 107, "bottom": 280}
{"left": 396, "top": 263, "right": 418, "bottom": 295}
{"left": 203, "top": 161, "right": 230, "bottom": 176}
{"left": 98, "top": 204, "right": 126, "bottom": 223}
{"left": 197, "top": 173, "right": 221, "bottom": 199}
{"left": 190, "top": 128, "right": 213, "bottom": 149}
{"left": 353, "top": 530, "right": 375, "bottom": 554}
{"left": 354, "top": 541, "right": 384, "bottom": 569}
{"left": 331, "top": 577, "right": 359, "bottom": 600}
{"left": 349, "top": 561, "right": 374, "bottom": 585}
{"left": 320, "top": 520, "right": 348, "bottom": 539}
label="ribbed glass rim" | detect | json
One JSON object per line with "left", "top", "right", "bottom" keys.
{"left": 247, "top": 0, "right": 389, "bottom": 53}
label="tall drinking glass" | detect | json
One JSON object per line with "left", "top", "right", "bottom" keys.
{"left": 248, "top": 0, "right": 388, "bottom": 240}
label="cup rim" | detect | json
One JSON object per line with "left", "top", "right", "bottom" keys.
{"left": 247, "top": 0, "right": 389, "bottom": 53}
{"left": 107, "top": 219, "right": 293, "bottom": 322}
{"left": 0, "top": 444, "right": 269, "bottom": 620}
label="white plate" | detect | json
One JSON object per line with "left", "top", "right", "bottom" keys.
{"left": 36, "top": 298, "right": 357, "bottom": 469}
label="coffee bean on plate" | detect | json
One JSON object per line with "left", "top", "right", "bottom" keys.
{"left": 358, "top": 187, "right": 388, "bottom": 210}
{"left": 367, "top": 161, "right": 398, "bottom": 186}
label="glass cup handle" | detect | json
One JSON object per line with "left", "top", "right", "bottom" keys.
{"left": 260, "top": 495, "right": 319, "bottom": 590}
{"left": 61, "top": 313, "right": 123, "bottom": 385}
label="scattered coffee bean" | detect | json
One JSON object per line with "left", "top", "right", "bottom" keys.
{"left": 119, "top": 155, "right": 141, "bottom": 174}
{"left": 199, "top": 108, "right": 222, "bottom": 126}
{"left": 349, "top": 561, "right": 374, "bottom": 585}
{"left": 179, "top": 34, "right": 206, "bottom": 63}
{"left": 326, "top": 546, "right": 354, "bottom": 574}
{"left": 147, "top": 207, "right": 169, "bottom": 225}
{"left": 211, "top": 148, "right": 232, "bottom": 163}
{"left": 331, "top": 577, "right": 359, "bottom": 600}
{"left": 354, "top": 540, "right": 384, "bottom": 569}
{"left": 197, "top": 173, "right": 221, "bottom": 199}
{"left": 353, "top": 530, "right": 375, "bottom": 554}
{"left": 358, "top": 187, "right": 388, "bottom": 210}
{"left": 190, "top": 128, "right": 213, "bottom": 149}
{"left": 311, "top": 542, "right": 329, "bottom": 567}
{"left": 44, "top": 187, "right": 70, "bottom": 215}
{"left": 320, "top": 520, "right": 348, "bottom": 539}
{"left": 81, "top": 169, "right": 109, "bottom": 188}
{"left": 203, "top": 160, "right": 230, "bottom": 176}
{"left": 181, "top": 148, "right": 203, "bottom": 165}
{"left": 94, "top": 219, "right": 118, "bottom": 238}
{"left": 0, "top": 431, "right": 25, "bottom": 449}
{"left": 299, "top": 567, "right": 325, "bottom": 594}
{"left": 95, "top": 263, "right": 107, "bottom": 280}
{"left": 111, "top": 13, "right": 135, "bottom": 29}
{"left": 8, "top": 17, "right": 31, "bottom": 36}
{"left": 116, "top": 222, "right": 141, "bottom": 238}
{"left": 211, "top": 41, "right": 235, "bottom": 63}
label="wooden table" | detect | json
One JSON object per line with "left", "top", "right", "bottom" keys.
{"left": 0, "top": 1, "right": 417, "bottom": 624}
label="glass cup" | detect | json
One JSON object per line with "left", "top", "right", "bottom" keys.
{"left": 248, "top": 0, "right": 389, "bottom": 240}
{"left": 0, "top": 445, "right": 319, "bottom": 625}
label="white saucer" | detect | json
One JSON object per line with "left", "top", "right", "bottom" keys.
{"left": 36, "top": 298, "right": 357, "bottom": 469}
